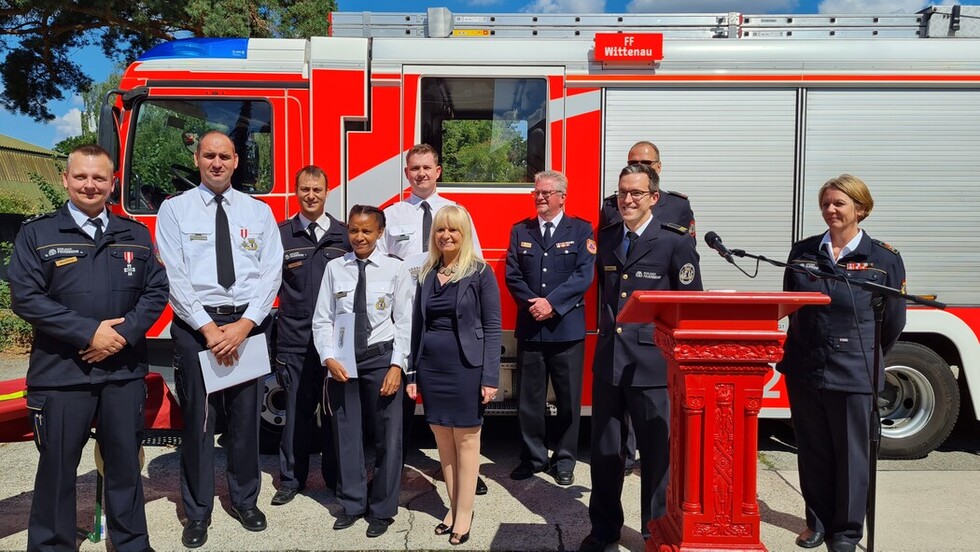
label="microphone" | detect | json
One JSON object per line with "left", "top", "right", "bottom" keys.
{"left": 704, "top": 231, "right": 734, "bottom": 264}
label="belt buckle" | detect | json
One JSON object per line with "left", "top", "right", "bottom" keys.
{"left": 216, "top": 305, "right": 234, "bottom": 315}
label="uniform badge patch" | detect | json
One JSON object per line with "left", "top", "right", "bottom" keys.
{"left": 635, "top": 270, "right": 661, "bottom": 280}
{"left": 375, "top": 296, "right": 388, "bottom": 311}
{"left": 333, "top": 291, "right": 348, "bottom": 299}
{"left": 587, "top": 238, "right": 597, "bottom": 254}
{"left": 409, "top": 266, "right": 422, "bottom": 282}
{"left": 55, "top": 256, "right": 78, "bottom": 267}
{"left": 241, "top": 228, "right": 258, "bottom": 251}
{"left": 678, "top": 263, "right": 696, "bottom": 285}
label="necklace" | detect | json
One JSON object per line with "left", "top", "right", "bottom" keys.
{"left": 438, "top": 263, "right": 457, "bottom": 277}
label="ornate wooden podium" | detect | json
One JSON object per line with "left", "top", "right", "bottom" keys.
{"left": 618, "top": 291, "right": 829, "bottom": 552}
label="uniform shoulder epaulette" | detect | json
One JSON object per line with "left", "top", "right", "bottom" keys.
{"left": 22, "top": 212, "right": 55, "bottom": 225}
{"left": 598, "top": 221, "right": 620, "bottom": 233}
{"left": 873, "top": 239, "right": 901, "bottom": 255}
{"left": 569, "top": 214, "right": 592, "bottom": 224}
{"left": 513, "top": 216, "right": 536, "bottom": 227}
{"left": 661, "top": 222, "right": 688, "bottom": 235}
{"left": 386, "top": 253, "right": 404, "bottom": 261}
{"left": 278, "top": 218, "right": 292, "bottom": 228}
{"left": 117, "top": 215, "right": 148, "bottom": 228}
{"left": 664, "top": 189, "right": 689, "bottom": 200}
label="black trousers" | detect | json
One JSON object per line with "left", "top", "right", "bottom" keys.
{"left": 27, "top": 379, "right": 149, "bottom": 552}
{"left": 172, "top": 313, "right": 271, "bottom": 521}
{"left": 327, "top": 350, "right": 403, "bottom": 519}
{"left": 588, "top": 379, "right": 670, "bottom": 541}
{"left": 275, "top": 344, "right": 336, "bottom": 490}
{"left": 786, "top": 376, "right": 872, "bottom": 546}
{"left": 516, "top": 339, "right": 584, "bottom": 472}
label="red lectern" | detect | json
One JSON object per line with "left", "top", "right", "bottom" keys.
{"left": 618, "top": 291, "right": 829, "bottom": 552}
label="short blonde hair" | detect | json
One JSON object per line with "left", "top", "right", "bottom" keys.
{"left": 819, "top": 174, "right": 874, "bottom": 222}
{"left": 419, "top": 204, "right": 485, "bottom": 283}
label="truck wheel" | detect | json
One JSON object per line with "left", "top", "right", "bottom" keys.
{"left": 259, "top": 374, "right": 286, "bottom": 454}
{"left": 878, "top": 342, "right": 960, "bottom": 459}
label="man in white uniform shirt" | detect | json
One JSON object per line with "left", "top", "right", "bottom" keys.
{"left": 381, "top": 143, "right": 487, "bottom": 495}
{"left": 155, "top": 131, "right": 283, "bottom": 548}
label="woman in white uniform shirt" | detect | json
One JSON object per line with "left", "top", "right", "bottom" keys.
{"left": 312, "top": 205, "right": 413, "bottom": 538}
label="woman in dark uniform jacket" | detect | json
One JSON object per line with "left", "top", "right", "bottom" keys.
{"left": 406, "top": 204, "right": 501, "bottom": 546}
{"left": 776, "top": 174, "right": 907, "bottom": 552}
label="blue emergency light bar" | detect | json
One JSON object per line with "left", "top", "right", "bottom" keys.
{"left": 139, "top": 38, "right": 249, "bottom": 61}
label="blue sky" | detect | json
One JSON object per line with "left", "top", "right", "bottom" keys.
{"left": 0, "top": 0, "right": 970, "bottom": 149}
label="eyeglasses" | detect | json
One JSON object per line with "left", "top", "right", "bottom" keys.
{"left": 627, "top": 159, "right": 660, "bottom": 166}
{"left": 530, "top": 190, "right": 563, "bottom": 199}
{"left": 617, "top": 190, "right": 653, "bottom": 201}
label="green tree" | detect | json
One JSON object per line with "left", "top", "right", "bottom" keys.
{"left": 1, "top": 0, "right": 335, "bottom": 122}
{"left": 442, "top": 119, "right": 529, "bottom": 183}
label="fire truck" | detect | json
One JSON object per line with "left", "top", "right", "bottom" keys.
{"left": 98, "top": 5, "right": 980, "bottom": 459}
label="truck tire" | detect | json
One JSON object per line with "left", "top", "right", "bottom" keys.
{"left": 259, "top": 374, "right": 286, "bottom": 454}
{"left": 878, "top": 342, "right": 959, "bottom": 460}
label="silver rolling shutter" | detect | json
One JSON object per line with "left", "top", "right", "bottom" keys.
{"left": 604, "top": 88, "right": 797, "bottom": 291}
{"left": 804, "top": 90, "right": 980, "bottom": 304}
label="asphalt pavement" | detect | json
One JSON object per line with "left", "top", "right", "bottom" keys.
{"left": 1, "top": 352, "right": 978, "bottom": 551}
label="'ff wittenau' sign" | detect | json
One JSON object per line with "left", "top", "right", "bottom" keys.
{"left": 594, "top": 33, "right": 664, "bottom": 63}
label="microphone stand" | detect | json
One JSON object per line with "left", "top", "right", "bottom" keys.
{"left": 728, "top": 247, "right": 944, "bottom": 552}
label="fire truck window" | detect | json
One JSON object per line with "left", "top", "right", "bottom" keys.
{"left": 125, "top": 99, "right": 273, "bottom": 213}
{"left": 421, "top": 77, "right": 547, "bottom": 185}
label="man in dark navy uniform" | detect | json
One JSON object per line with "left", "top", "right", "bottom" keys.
{"left": 9, "top": 144, "right": 168, "bottom": 552}
{"left": 599, "top": 141, "right": 695, "bottom": 240}
{"left": 505, "top": 170, "right": 595, "bottom": 486}
{"left": 601, "top": 140, "right": 695, "bottom": 476}
{"left": 271, "top": 165, "right": 350, "bottom": 505}
{"left": 580, "top": 163, "right": 702, "bottom": 552}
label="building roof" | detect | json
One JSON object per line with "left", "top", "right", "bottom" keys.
{"left": 0, "top": 134, "right": 62, "bottom": 157}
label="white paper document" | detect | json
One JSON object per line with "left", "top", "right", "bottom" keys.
{"left": 198, "top": 335, "right": 271, "bottom": 394}
{"left": 331, "top": 312, "right": 358, "bottom": 379}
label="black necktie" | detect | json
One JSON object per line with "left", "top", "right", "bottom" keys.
{"left": 625, "top": 231, "right": 639, "bottom": 259}
{"left": 214, "top": 194, "right": 236, "bottom": 289}
{"left": 420, "top": 201, "right": 432, "bottom": 252}
{"left": 543, "top": 221, "right": 554, "bottom": 248}
{"left": 308, "top": 221, "right": 319, "bottom": 242}
{"left": 88, "top": 217, "right": 104, "bottom": 243}
{"left": 354, "top": 259, "right": 369, "bottom": 360}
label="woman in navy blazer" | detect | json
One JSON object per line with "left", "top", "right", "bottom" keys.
{"left": 407, "top": 205, "right": 501, "bottom": 546}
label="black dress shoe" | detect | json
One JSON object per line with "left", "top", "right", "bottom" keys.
{"left": 231, "top": 507, "right": 267, "bottom": 532}
{"left": 795, "top": 528, "right": 825, "bottom": 548}
{"left": 333, "top": 513, "right": 362, "bottom": 530}
{"left": 475, "top": 476, "right": 488, "bottom": 495}
{"left": 366, "top": 516, "right": 394, "bottom": 537}
{"left": 181, "top": 519, "right": 209, "bottom": 548}
{"left": 826, "top": 540, "right": 856, "bottom": 552}
{"left": 553, "top": 470, "right": 574, "bottom": 486}
{"left": 271, "top": 486, "right": 299, "bottom": 505}
{"left": 509, "top": 463, "right": 547, "bottom": 480}
{"left": 579, "top": 533, "right": 620, "bottom": 552}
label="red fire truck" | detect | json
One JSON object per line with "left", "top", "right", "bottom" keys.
{"left": 98, "top": 5, "right": 980, "bottom": 458}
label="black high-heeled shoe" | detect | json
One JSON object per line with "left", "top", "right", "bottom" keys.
{"left": 449, "top": 513, "right": 473, "bottom": 546}
{"left": 434, "top": 522, "right": 453, "bottom": 536}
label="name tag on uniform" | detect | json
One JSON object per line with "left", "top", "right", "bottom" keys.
{"left": 520, "top": 241, "right": 533, "bottom": 249}
{"left": 190, "top": 233, "right": 208, "bottom": 241}
{"left": 55, "top": 256, "right": 78, "bottom": 267}
{"left": 604, "top": 265, "right": 617, "bottom": 272}
{"left": 395, "top": 234, "right": 411, "bottom": 242}
{"left": 287, "top": 261, "right": 303, "bottom": 269}
{"left": 334, "top": 291, "right": 348, "bottom": 298}
{"left": 635, "top": 270, "right": 661, "bottom": 280}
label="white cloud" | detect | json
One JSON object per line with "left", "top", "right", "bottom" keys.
{"left": 817, "top": 0, "right": 979, "bottom": 14}
{"left": 51, "top": 108, "right": 82, "bottom": 141}
{"left": 626, "top": 0, "right": 797, "bottom": 13}
{"left": 521, "top": 0, "right": 606, "bottom": 14}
